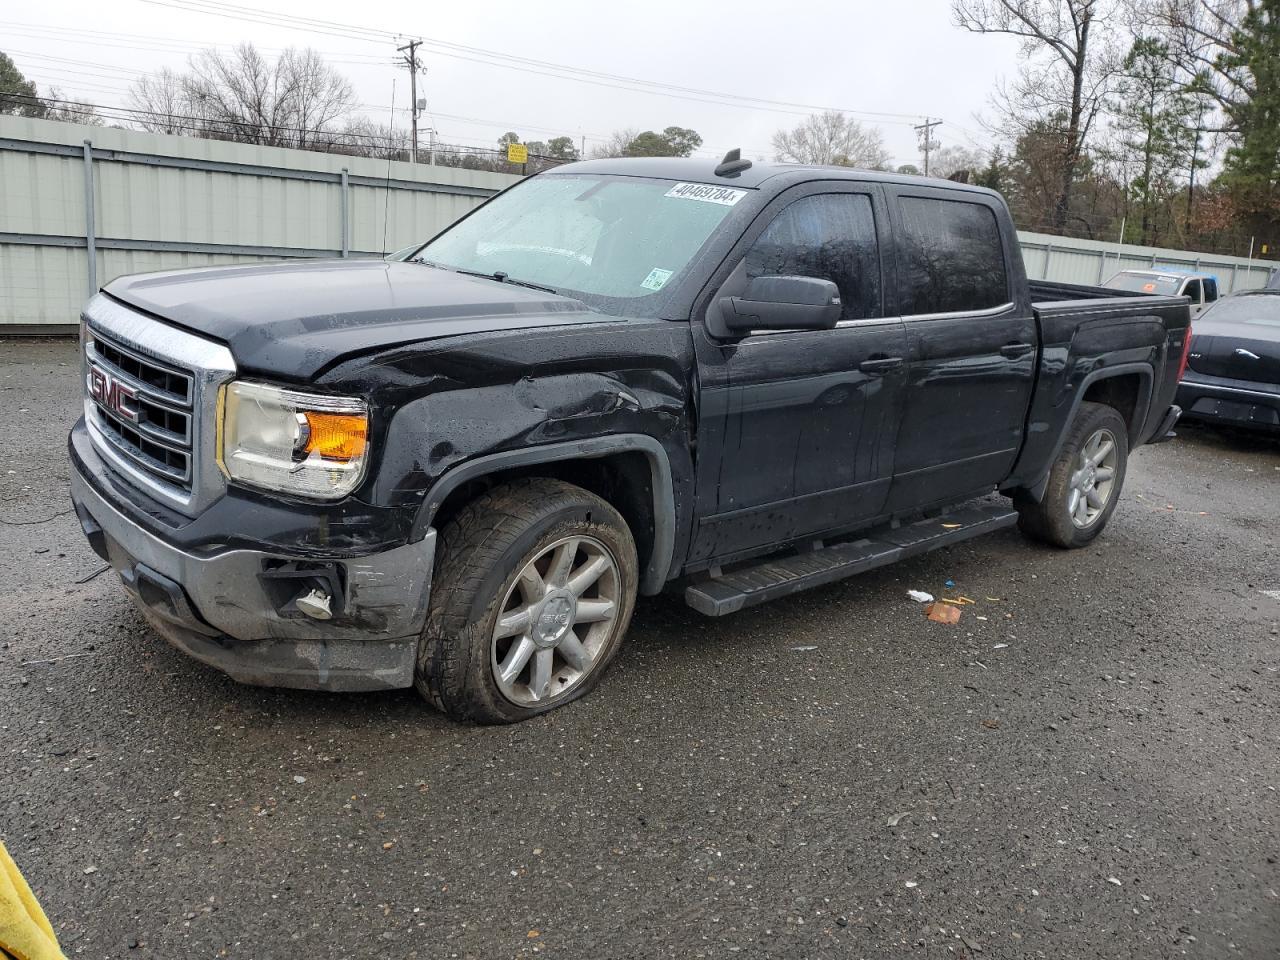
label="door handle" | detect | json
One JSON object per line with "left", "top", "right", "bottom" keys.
{"left": 859, "top": 357, "right": 904, "bottom": 373}
{"left": 1000, "top": 342, "right": 1034, "bottom": 358}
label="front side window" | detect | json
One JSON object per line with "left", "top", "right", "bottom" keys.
{"left": 897, "top": 197, "right": 1009, "bottom": 315}
{"left": 1183, "top": 278, "right": 1204, "bottom": 303}
{"left": 415, "top": 175, "right": 746, "bottom": 318}
{"left": 744, "top": 193, "right": 882, "bottom": 322}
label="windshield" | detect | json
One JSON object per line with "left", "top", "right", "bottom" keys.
{"left": 1103, "top": 272, "right": 1182, "bottom": 295}
{"left": 413, "top": 174, "right": 747, "bottom": 318}
{"left": 1202, "top": 293, "right": 1280, "bottom": 327}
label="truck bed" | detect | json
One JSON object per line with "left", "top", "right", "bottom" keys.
{"left": 1028, "top": 278, "right": 1167, "bottom": 303}
{"left": 1029, "top": 279, "right": 1190, "bottom": 331}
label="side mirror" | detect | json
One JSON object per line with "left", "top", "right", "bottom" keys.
{"left": 719, "top": 276, "right": 842, "bottom": 333}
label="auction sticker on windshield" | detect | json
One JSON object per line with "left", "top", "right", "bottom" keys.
{"left": 665, "top": 183, "right": 747, "bottom": 206}
{"left": 641, "top": 268, "right": 673, "bottom": 291}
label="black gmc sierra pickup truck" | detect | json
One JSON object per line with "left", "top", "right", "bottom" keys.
{"left": 69, "top": 154, "right": 1190, "bottom": 723}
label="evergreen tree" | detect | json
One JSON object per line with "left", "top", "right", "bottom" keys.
{"left": 1109, "top": 37, "right": 1193, "bottom": 245}
{"left": 0, "top": 51, "right": 45, "bottom": 117}
{"left": 1217, "top": 0, "right": 1280, "bottom": 225}
{"left": 976, "top": 151, "right": 1007, "bottom": 193}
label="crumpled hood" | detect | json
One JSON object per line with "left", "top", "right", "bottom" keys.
{"left": 103, "top": 259, "right": 610, "bottom": 379}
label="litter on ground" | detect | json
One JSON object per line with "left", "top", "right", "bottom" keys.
{"left": 925, "top": 602, "right": 962, "bottom": 625}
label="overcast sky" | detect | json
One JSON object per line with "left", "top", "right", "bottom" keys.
{"left": 7, "top": 0, "right": 1025, "bottom": 165}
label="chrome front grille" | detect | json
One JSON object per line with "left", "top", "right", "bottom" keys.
{"left": 88, "top": 329, "right": 196, "bottom": 490}
{"left": 81, "top": 294, "right": 237, "bottom": 517}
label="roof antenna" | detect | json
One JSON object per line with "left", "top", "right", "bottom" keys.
{"left": 380, "top": 78, "right": 397, "bottom": 257}
{"left": 715, "top": 147, "right": 752, "bottom": 178}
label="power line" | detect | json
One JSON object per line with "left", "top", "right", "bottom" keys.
{"left": 18, "top": 60, "right": 609, "bottom": 152}
{"left": 1, "top": 23, "right": 393, "bottom": 66}
{"left": 10, "top": 8, "right": 952, "bottom": 159}
{"left": 17, "top": 61, "right": 611, "bottom": 151}
{"left": 5, "top": 93, "right": 579, "bottom": 165}
{"left": 130, "top": 0, "right": 935, "bottom": 125}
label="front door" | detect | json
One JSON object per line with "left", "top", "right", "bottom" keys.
{"left": 689, "top": 184, "right": 909, "bottom": 565}
{"left": 881, "top": 186, "right": 1037, "bottom": 512}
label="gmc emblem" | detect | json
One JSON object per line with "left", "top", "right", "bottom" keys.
{"left": 88, "top": 364, "right": 138, "bottom": 423}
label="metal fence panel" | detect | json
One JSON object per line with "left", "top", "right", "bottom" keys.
{"left": 4, "top": 115, "right": 1278, "bottom": 330}
{"left": 1017, "top": 230, "right": 1276, "bottom": 293}
{"left": 0, "top": 116, "right": 517, "bottom": 329}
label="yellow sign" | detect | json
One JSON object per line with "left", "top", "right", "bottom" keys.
{"left": 506, "top": 143, "right": 528, "bottom": 164}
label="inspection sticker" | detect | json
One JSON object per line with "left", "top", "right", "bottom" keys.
{"left": 640, "top": 267, "right": 674, "bottom": 292}
{"left": 665, "top": 182, "right": 746, "bottom": 206}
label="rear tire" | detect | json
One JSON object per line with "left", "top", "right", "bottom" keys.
{"left": 415, "top": 478, "right": 638, "bottom": 724}
{"left": 1015, "top": 401, "right": 1129, "bottom": 549}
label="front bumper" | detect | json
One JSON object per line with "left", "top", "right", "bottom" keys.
{"left": 69, "top": 430, "right": 436, "bottom": 692}
{"left": 1176, "top": 377, "right": 1280, "bottom": 433}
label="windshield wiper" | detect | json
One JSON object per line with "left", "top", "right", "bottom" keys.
{"left": 409, "top": 259, "right": 560, "bottom": 295}
{"left": 452, "top": 268, "right": 560, "bottom": 295}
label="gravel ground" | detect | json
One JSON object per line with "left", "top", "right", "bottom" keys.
{"left": 2, "top": 338, "right": 1278, "bottom": 960}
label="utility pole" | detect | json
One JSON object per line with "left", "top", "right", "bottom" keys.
{"left": 914, "top": 117, "right": 943, "bottom": 176}
{"left": 397, "top": 39, "right": 422, "bottom": 163}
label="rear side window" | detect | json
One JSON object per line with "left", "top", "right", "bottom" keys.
{"left": 1204, "top": 278, "right": 1219, "bottom": 302}
{"left": 896, "top": 197, "right": 1009, "bottom": 315}
{"left": 745, "top": 193, "right": 882, "bottom": 321}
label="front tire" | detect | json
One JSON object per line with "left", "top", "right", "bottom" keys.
{"left": 415, "top": 478, "right": 638, "bottom": 724}
{"left": 1015, "top": 401, "right": 1129, "bottom": 548}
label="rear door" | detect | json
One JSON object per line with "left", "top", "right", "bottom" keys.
{"left": 881, "top": 187, "right": 1037, "bottom": 512}
{"left": 688, "top": 183, "right": 909, "bottom": 564}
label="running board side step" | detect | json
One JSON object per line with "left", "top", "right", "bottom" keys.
{"left": 683, "top": 503, "right": 1019, "bottom": 617}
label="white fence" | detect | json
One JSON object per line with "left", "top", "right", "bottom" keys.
{"left": 2, "top": 116, "right": 1276, "bottom": 331}
{"left": 0, "top": 116, "right": 518, "bottom": 332}
{"left": 1018, "top": 230, "right": 1276, "bottom": 293}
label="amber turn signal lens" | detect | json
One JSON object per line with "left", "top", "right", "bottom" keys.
{"left": 302, "top": 412, "right": 368, "bottom": 462}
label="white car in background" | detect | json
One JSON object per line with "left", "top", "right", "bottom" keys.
{"left": 1103, "top": 269, "right": 1220, "bottom": 318}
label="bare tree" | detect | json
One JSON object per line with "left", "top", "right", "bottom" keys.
{"left": 128, "top": 44, "right": 356, "bottom": 148}
{"left": 954, "top": 0, "right": 1119, "bottom": 230}
{"left": 322, "top": 117, "right": 411, "bottom": 160}
{"left": 771, "top": 111, "right": 891, "bottom": 168}
{"left": 590, "top": 128, "right": 639, "bottom": 159}
{"left": 42, "top": 86, "right": 103, "bottom": 126}
{"left": 928, "top": 144, "right": 988, "bottom": 180}
{"left": 129, "top": 68, "right": 187, "bottom": 134}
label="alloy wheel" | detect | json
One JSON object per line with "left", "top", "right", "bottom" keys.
{"left": 490, "top": 535, "right": 621, "bottom": 706}
{"left": 1067, "top": 427, "right": 1119, "bottom": 529}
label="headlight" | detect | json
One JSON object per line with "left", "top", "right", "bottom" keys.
{"left": 218, "top": 381, "right": 369, "bottom": 500}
